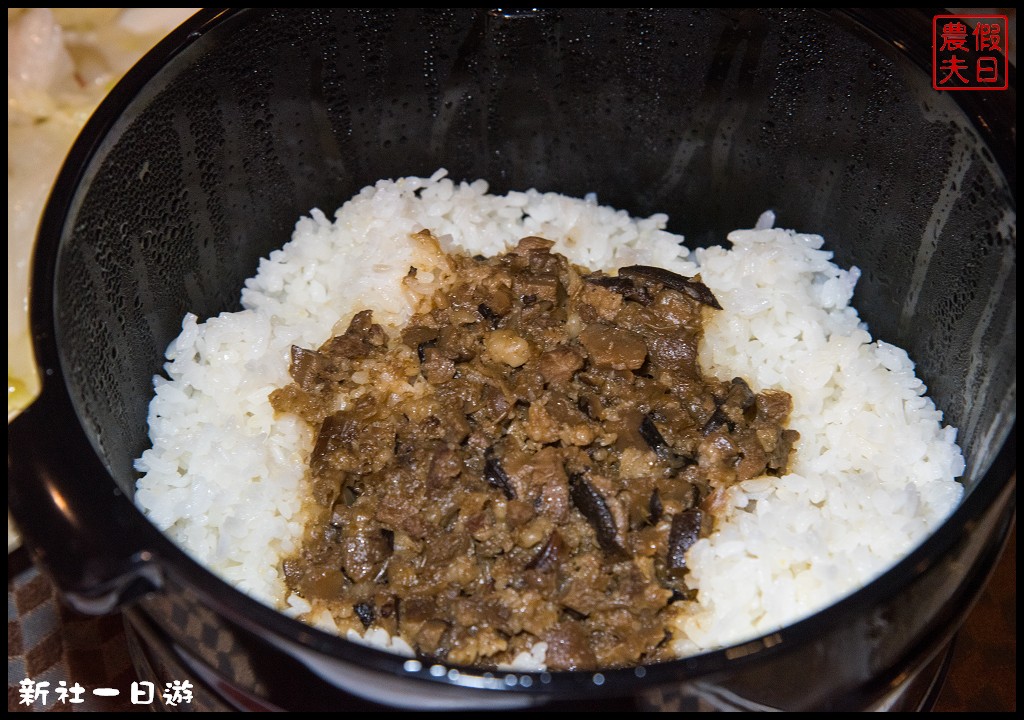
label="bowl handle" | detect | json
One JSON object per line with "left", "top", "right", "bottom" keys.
{"left": 7, "top": 377, "right": 163, "bottom": 614}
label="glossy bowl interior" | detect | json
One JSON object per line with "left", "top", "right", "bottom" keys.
{"left": 8, "top": 7, "right": 1015, "bottom": 711}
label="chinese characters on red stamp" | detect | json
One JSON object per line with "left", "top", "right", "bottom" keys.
{"left": 933, "top": 14, "right": 1009, "bottom": 91}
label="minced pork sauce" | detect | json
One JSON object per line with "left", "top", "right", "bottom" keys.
{"left": 271, "top": 234, "right": 797, "bottom": 670}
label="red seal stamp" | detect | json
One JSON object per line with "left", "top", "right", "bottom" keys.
{"left": 932, "top": 14, "right": 1009, "bottom": 91}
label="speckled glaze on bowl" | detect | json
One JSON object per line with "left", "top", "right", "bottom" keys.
{"left": 8, "top": 8, "right": 1015, "bottom": 711}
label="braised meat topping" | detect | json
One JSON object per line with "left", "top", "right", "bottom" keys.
{"left": 271, "top": 235, "right": 798, "bottom": 670}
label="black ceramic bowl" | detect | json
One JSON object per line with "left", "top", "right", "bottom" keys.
{"left": 8, "top": 7, "right": 1015, "bottom": 711}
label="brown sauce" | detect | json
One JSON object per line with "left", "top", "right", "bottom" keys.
{"left": 271, "top": 234, "right": 798, "bottom": 670}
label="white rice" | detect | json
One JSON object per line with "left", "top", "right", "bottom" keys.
{"left": 134, "top": 170, "right": 964, "bottom": 663}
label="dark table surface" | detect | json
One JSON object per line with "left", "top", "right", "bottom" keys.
{"left": 931, "top": 522, "right": 1016, "bottom": 712}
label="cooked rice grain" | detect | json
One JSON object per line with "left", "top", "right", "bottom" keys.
{"left": 134, "top": 171, "right": 963, "bottom": 659}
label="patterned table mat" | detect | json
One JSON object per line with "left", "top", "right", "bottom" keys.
{"left": 8, "top": 550, "right": 135, "bottom": 712}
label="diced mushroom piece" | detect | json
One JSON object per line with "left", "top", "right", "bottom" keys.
{"left": 514, "top": 271, "right": 560, "bottom": 303}
{"left": 341, "top": 523, "right": 393, "bottom": 582}
{"left": 477, "top": 303, "right": 500, "bottom": 324}
{"left": 575, "top": 282, "right": 624, "bottom": 322}
{"left": 293, "top": 567, "right": 346, "bottom": 600}
{"left": 544, "top": 621, "right": 598, "bottom": 671}
{"left": 437, "top": 322, "right": 479, "bottom": 362}
{"left": 312, "top": 411, "right": 395, "bottom": 476}
{"left": 756, "top": 388, "right": 793, "bottom": 423}
{"left": 585, "top": 274, "right": 653, "bottom": 305}
{"left": 667, "top": 510, "right": 703, "bottom": 570}
{"left": 354, "top": 602, "right": 376, "bottom": 629}
{"left": 427, "top": 444, "right": 463, "bottom": 489}
{"left": 646, "top": 332, "right": 699, "bottom": 376}
{"left": 325, "top": 309, "right": 388, "bottom": 358}
{"left": 415, "top": 619, "right": 450, "bottom": 655}
{"left": 513, "top": 236, "right": 556, "bottom": 254}
{"left": 525, "top": 530, "right": 566, "bottom": 572}
{"left": 638, "top": 414, "right": 669, "bottom": 458}
{"left": 569, "top": 473, "right": 628, "bottom": 557}
{"left": 421, "top": 346, "right": 455, "bottom": 384}
{"left": 618, "top": 266, "right": 722, "bottom": 309}
{"left": 578, "top": 323, "right": 648, "bottom": 370}
{"left": 729, "top": 377, "right": 756, "bottom": 411}
{"left": 478, "top": 284, "right": 514, "bottom": 318}
{"left": 310, "top": 412, "right": 356, "bottom": 477}
{"left": 402, "top": 325, "right": 440, "bottom": 362}
{"left": 537, "top": 347, "right": 584, "bottom": 385}
{"left": 483, "top": 450, "right": 516, "bottom": 500}
{"left": 289, "top": 346, "right": 327, "bottom": 391}
{"left": 648, "top": 488, "right": 663, "bottom": 524}
{"left": 476, "top": 382, "right": 511, "bottom": 423}
{"left": 702, "top": 406, "right": 733, "bottom": 436}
